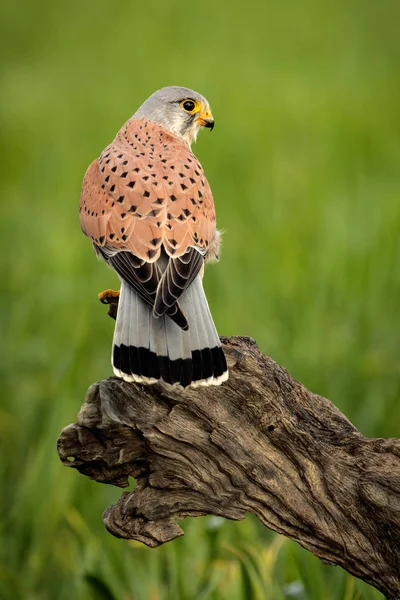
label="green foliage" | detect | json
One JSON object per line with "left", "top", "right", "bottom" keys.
{"left": 0, "top": 0, "right": 398, "bottom": 597}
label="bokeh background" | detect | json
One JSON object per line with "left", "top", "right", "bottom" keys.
{"left": 1, "top": 0, "right": 399, "bottom": 598}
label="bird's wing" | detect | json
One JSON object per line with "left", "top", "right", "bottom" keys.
{"left": 80, "top": 118, "right": 216, "bottom": 316}
{"left": 154, "top": 246, "right": 205, "bottom": 317}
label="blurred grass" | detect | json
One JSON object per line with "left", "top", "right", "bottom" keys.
{"left": 0, "top": 0, "right": 399, "bottom": 598}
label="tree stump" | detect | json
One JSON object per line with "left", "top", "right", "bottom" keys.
{"left": 57, "top": 297, "right": 400, "bottom": 599}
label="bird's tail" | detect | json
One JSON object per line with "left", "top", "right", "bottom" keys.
{"left": 112, "top": 278, "right": 228, "bottom": 388}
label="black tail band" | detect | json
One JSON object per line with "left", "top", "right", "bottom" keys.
{"left": 113, "top": 344, "right": 227, "bottom": 388}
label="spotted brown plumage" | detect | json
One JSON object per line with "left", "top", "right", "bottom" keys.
{"left": 79, "top": 86, "right": 228, "bottom": 387}
{"left": 80, "top": 119, "right": 216, "bottom": 260}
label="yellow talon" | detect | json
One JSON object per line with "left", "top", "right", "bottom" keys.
{"left": 98, "top": 289, "right": 120, "bottom": 304}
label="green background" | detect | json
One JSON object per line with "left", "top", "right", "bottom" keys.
{"left": 1, "top": 0, "right": 399, "bottom": 598}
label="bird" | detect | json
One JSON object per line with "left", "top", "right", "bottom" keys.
{"left": 79, "top": 86, "right": 228, "bottom": 388}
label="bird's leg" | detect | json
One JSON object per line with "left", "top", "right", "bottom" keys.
{"left": 98, "top": 289, "right": 120, "bottom": 304}
{"left": 98, "top": 289, "right": 120, "bottom": 321}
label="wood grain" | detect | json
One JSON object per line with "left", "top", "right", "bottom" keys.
{"left": 58, "top": 298, "right": 400, "bottom": 598}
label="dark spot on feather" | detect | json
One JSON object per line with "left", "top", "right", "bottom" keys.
{"left": 121, "top": 172, "right": 128, "bottom": 178}
{"left": 128, "top": 205, "right": 137, "bottom": 212}
{"left": 109, "top": 233, "right": 115, "bottom": 240}
{"left": 143, "top": 191, "right": 150, "bottom": 198}
{"left": 198, "top": 190, "right": 203, "bottom": 198}
{"left": 127, "top": 181, "right": 135, "bottom": 188}
{"left": 168, "top": 239, "right": 177, "bottom": 247}
{"left": 142, "top": 176, "right": 149, "bottom": 181}
{"left": 148, "top": 164, "right": 153, "bottom": 169}
{"left": 133, "top": 167, "right": 140, "bottom": 173}
{"left": 154, "top": 198, "right": 164, "bottom": 204}
{"left": 147, "top": 249, "right": 157, "bottom": 259}
{"left": 180, "top": 183, "right": 188, "bottom": 190}
{"left": 179, "top": 172, "right": 185, "bottom": 178}
{"left": 110, "top": 184, "right": 115, "bottom": 192}
{"left": 150, "top": 208, "right": 161, "bottom": 217}
{"left": 121, "top": 227, "right": 125, "bottom": 233}
{"left": 121, "top": 213, "right": 126, "bottom": 219}
{"left": 150, "top": 237, "right": 161, "bottom": 246}
{"left": 122, "top": 234, "right": 128, "bottom": 241}
{"left": 117, "top": 154, "right": 123, "bottom": 159}
{"left": 182, "top": 208, "right": 191, "bottom": 216}
{"left": 170, "top": 195, "right": 177, "bottom": 201}
{"left": 111, "top": 166, "right": 117, "bottom": 173}
{"left": 117, "top": 195, "right": 124, "bottom": 203}
{"left": 189, "top": 178, "right": 196, "bottom": 184}
{"left": 162, "top": 175, "right": 168, "bottom": 180}
{"left": 122, "top": 160, "right": 128, "bottom": 165}
{"left": 105, "top": 175, "right": 110, "bottom": 182}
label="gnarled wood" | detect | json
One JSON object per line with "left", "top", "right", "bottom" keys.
{"left": 58, "top": 298, "right": 400, "bottom": 599}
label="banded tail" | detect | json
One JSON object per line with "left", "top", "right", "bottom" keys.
{"left": 112, "top": 277, "right": 228, "bottom": 388}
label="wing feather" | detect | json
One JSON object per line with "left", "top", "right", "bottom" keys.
{"left": 154, "top": 248, "right": 204, "bottom": 317}
{"left": 80, "top": 117, "right": 218, "bottom": 329}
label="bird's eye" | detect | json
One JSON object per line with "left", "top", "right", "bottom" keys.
{"left": 181, "top": 99, "right": 196, "bottom": 113}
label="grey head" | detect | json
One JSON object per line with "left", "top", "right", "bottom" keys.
{"left": 133, "top": 86, "right": 214, "bottom": 147}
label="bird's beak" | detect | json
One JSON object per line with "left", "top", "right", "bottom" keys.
{"left": 196, "top": 108, "right": 214, "bottom": 131}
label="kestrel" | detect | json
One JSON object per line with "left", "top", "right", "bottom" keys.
{"left": 79, "top": 86, "right": 228, "bottom": 388}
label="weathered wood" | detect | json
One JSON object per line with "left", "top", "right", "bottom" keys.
{"left": 58, "top": 299, "right": 400, "bottom": 599}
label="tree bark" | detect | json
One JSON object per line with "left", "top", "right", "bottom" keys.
{"left": 57, "top": 299, "right": 400, "bottom": 599}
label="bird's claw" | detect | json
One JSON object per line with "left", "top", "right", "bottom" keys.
{"left": 98, "top": 289, "right": 120, "bottom": 304}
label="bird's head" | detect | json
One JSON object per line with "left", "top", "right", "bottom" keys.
{"left": 133, "top": 86, "right": 214, "bottom": 147}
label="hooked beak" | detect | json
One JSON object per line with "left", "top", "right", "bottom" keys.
{"left": 195, "top": 108, "right": 214, "bottom": 131}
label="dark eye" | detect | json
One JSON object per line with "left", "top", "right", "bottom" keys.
{"left": 182, "top": 100, "right": 196, "bottom": 112}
